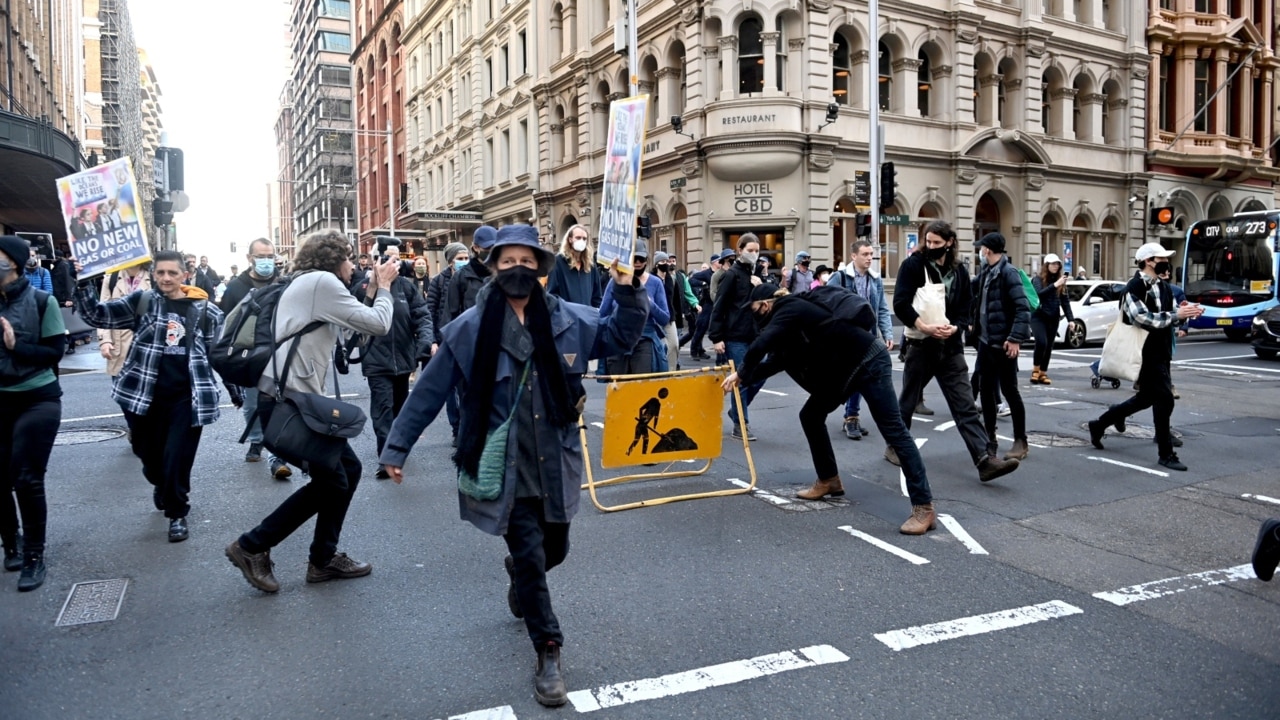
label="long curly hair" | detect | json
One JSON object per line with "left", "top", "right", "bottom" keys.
{"left": 1038, "top": 256, "right": 1065, "bottom": 295}
{"left": 292, "top": 230, "right": 352, "bottom": 275}
{"left": 558, "top": 224, "right": 594, "bottom": 269}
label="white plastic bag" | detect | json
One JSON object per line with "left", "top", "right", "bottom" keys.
{"left": 1098, "top": 316, "right": 1146, "bottom": 382}
{"left": 904, "top": 270, "right": 948, "bottom": 340}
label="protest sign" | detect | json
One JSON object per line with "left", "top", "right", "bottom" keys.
{"left": 56, "top": 157, "right": 152, "bottom": 278}
{"left": 596, "top": 96, "right": 648, "bottom": 273}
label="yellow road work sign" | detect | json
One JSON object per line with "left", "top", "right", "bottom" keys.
{"left": 600, "top": 371, "right": 725, "bottom": 468}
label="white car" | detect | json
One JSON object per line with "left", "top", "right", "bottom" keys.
{"left": 1052, "top": 280, "right": 1128, "bottom": 348}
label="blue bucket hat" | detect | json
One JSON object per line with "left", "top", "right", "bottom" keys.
{"left": 473, "top": 225, "right": 498, "bottom": 250}
{"left": 486, "top": 224, "right": 555, "bottom": 276}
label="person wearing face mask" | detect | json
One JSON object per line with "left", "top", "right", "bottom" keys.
{"left": 379, "top": 224, "right": 648, "bottom": 707}
{"left": 786, "top": 251, "right": 814, "bottom": 294}
{"left": 219, "top": 238, "right": 296, "bottom": 479}
{"left": 1029, "top": 253, "right": 1075, "bottom": 385}
{"left": 891, "top": 221, "right": 1020, "bottom": 483}
{"left": 710, "top": 233, "right": 767, "bottom": 441}
{"left": 1088, "top": 243, "right": 1203, "bottom": 471}
{"left": 443, "top": 225, "right": 497, "bottom": 326}
{"left": 427, "top": 242, "right": 468, "bottom": 444}
{"left": 23, "top": 253, "right": 53, "bottom": 294}
{"left": 652, "top": 251, "right": 699, "bottom": 371}
{"left": 970, "top": 232, "right": 1032, "bottom": 462}
{"left": 546, "top": 224, "right": 603, "bottom": 307}
{"left": 599, "top": 238, "right": 670, "bottom": 374}
{"left": 682, "top": 255, "right": 717, "bottom": 360}
{"left": 410, "top": 257, "right": 430, "bottom": 297}
{"left": 0, "top": 235, "right": 67, "bottom": 591}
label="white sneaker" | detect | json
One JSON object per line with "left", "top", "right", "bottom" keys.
{"left": 997, "top": 403, "right": 1011, "bottom": 418}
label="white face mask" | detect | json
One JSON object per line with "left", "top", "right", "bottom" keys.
{"left": 572, "top": 239, "right": 587, "bottom": 253}
{"left": 739, "top": 251, "right": 758, "bottom": 265}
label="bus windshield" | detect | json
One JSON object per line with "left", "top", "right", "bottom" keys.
{"left": 1183, "top": 213, "right": 1279, "bottom": 303}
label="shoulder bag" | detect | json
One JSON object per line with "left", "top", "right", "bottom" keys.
{"left": 1098, "top": 312, "right": 1146, "bottom": 382}
{"left": 904, "top": 264, "right": 948, "bottom": 340}
{"left": 458, "top": 361, "right": 530, "bottom": 502}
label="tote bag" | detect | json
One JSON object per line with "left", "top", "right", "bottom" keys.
{"left": 1098, "top": 316, "right": 1146, "bottom": 382}
{"left": 904, "top": 268, "right": 948, "bottom": 340}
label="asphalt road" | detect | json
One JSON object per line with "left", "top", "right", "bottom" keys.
{"left": 1, "top": 333, "right": 1278, "bottom": 719}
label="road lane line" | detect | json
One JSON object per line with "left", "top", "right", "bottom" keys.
{"left": 996, "top": 434, "right": 1047, "bottom": 449}
{"left": 912, "top": 417, "right": 933, "bottom": 423}
{"left": 874, "top": 600, "right": 1082, "bottom": 651}
{"left": 1242, "top": 493, "right": 1280, "bottom": 506}
{"left": 937, "top": 514, "right": 988, "bottom": 555}
{"left": 590, "top": 422, "right": 604, "bottom": 429}
{"left": 1173, "top": 354, "right": 1257, "bottom": 363}
{"left": 898, "top": 438, "right": 928, "bottom": 497}
{"left": 61, "top": 412, "right": 126, "bottom": 423}
{"left": 1092, "top": 564, "right": 1255, "bottom": 606}
{"left": 934, "top": 421, "right": 956, "bottom": 432}
{"left": 1039, "top": 400, "right": 1072, "bottom": 406}
{"left": 567, "top": 644, "right": 849, "bottom": 712}
{"left": 838, "top": 526, "right": 929, "bottom": 565}
{"left": 726, "top": 478, "right": 791, "bottom": 506}
{"left": 1176, "top": 361, "right": 1280, "bottom": 374}
{"left": 1084, "top": 456, "right": 1169, "bottom": 477}
{"left": 758, "top": 389, "right": 788, "bottom": 396}
{"left": 443, "top": 706, "right": 518, "bottom": 720}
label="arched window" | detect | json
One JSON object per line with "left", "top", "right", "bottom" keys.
{"left": 878, "top": 41, "right": 892, "bottom": 111}
{"left": 833, "top": 34, "right": 852, "bottom": 104}
{"left": 917, "top": 50, "right": 932, "bottom": 116}
{"left": 738, "top": 16, "right": 764, "bottom": 95}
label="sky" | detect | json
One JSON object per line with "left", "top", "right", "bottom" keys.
{"left": 128, "top": 0, "right": 290, "bottom": 274}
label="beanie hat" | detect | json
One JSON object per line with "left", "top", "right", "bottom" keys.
{"left": 0, "top": 235, "right": 31, "bottom": 271}
{"left": 444, "top": 242, "right": 467, "bottom": 264}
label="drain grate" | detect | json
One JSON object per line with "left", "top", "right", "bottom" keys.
{"left": 56, "top": 578, "right": 129, "bottom": 627}
{"left": 1026, "top": 431, "right": 1092, "bottom": 448}
{"left": 54, "top": 428, "right": 127, "bottom": 446}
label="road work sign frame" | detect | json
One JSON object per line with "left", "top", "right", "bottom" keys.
{"left": 579, "top": 363, "right": 758, "bottom": 513}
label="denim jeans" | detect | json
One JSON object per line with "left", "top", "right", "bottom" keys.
{"left": 843, "top": 392, "right": 862, "bottom": 419}
{"left": 724, "top": 340, "right": 762, "bottom": 427}
{"left": 854, "top": 348, "right": 932, "bottom": 506}
{"left": 505, "top": 498, "right": 570, "bottom": 648}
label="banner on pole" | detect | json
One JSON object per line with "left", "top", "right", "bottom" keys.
{"left": 56, "top": 157, "right": 152, "bottom": 278}
{"left": 596, "top": 95, "right": 648, "bottom": 273}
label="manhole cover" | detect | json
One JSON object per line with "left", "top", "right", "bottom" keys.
{"left": 1026, "top": 431, "right": 1092, "bottom": 448}
{"left": 56, "top": 578, "right": 129, "bottom": 627}
{"left": 1075, "top": 423, "right": 1182, "bottom": 441}
{"left": 54, "top": 428, "right": 127, "bottom": 446}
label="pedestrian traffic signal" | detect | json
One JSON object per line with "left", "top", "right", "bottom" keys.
{"left": 879, "top": 161, "right": 896, "bottom": 211}
{"left": 1150, "top": 206, "right": 1174, "bottom": 225}
{"left": 855, "top": 213, "right": 872, "bottom": 237}
{"left": 153, "top": 198, "right": 174, "bottom": 227}
{"left": 637, "top": 215, "right": 653, "bottom": 239}
{"left": 160, "top": 147, "right": 185, "bottom": 192}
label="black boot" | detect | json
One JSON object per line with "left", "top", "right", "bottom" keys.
{"left": 18, "top": 552, "right": 45, "bottom": 591}
{"left": 534, "top": 642, "right": 568, "bottom": 707}
{"left": 3, "top": 533, "right": 21, "bottom": 572}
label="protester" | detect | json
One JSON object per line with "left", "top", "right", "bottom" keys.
{"left": 891, "top": 221, "right": 1019, "bottom": 483}
{"left": 379, "top": 224, "right": 649, "bottom": 707}
{"left": 219, "top": 238, "right": 295, "bottom": 479}
{"left": 545, "top": 224, "right": 603, "bottom": 307}
{"left": 653, "top": 251, "right": 698, "bottom": 371}
{"left": 98, "top": 264, "right": 152, "bottom": 378}
{"left": 971, "top": 232, "right": 1032, "bottom": 461}
{"left": 24, "top": 253, "right": 52, "bottom": 294}
{"left": 599, "top": 238, "right": 669, "bottom": 374}
{"left": 1088, "top": 242, "right": 1203, "bottom": 471}
{"left": 1030, "top": 253, "right": 1074, "bottom": 385}
{"left": 786, "top": 251, "right": 813, "bottom": 294}
{"left": 410, "top": 257, "right": 430, "bottom": 297}
{"left": 193, "top": 256, "right": 220, "bottom": 297}
{"left": 828, "top": 239, "right": 894, "bottom": 440}
{"left": 682, "top": 256, "right": 715, "bottom": 360}
{"left": 710, "top": 233, "right": 765, "bottom": 441}
{"left": 0, "top": 235, "right": 66, "bottom": 591}
{"left": 443, "top": 226, "right": 497, "bottom": 326}
{"left": 75, "top": 250, "right": 227, "bottom": 543}
{"left": 226, "top": 231, "right": 397, "bottom": 594}
{"left": 426, "top": 241, "right": 468, "bottom": 444}
{"left": 723, "top": 283, "right": 937, "bottom": 532}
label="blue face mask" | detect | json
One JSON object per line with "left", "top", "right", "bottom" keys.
{"left": 253, "top": 258, "right": 276, "bottom": 276}
{"left": 454, "top": 259, "right": 468, "bottom": 271}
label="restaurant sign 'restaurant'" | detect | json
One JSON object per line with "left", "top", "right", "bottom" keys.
{"left": 722, "top": 114, "right": 777, "bottom": 126}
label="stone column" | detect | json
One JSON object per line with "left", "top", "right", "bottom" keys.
{"left": 1239, "top": 63, "right": 1253, "bottom": 144}
{"left": 657, "top": 67, "right": 678, "bottom": 120}
{"left": 1051, "top": 87, "right": 1076, "bottom": 137}
{"left": 718, "top": 36, "right": 738, "bottom": 100}
{"left": 1214, "top": 49, "right": 1229, "bottom": 141}
{"left": 894, "top": 57, "right": 922, "bottom": 116}
{"left": 852, "top": 49, "right": 870, "bottom": 110}
{"left": 761, "top": 31, "right": 779, "bottom": 93}
{"left": 1081, "top": 92, "right": 1104, "bottom": 143}
{"left": 701, "top": 43, "right": 719, "bottom": 108}
{"left": 565, "top": 3, "right": 577, "bottom": 56}
{"left": 978, "top": 73, "right": 1002, "bottom": 126}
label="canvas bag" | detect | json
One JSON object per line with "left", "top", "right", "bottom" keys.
{"left": 904, "top": 266, "right": 948, "bottom": 339}
{"left": 1098, "top": 313, "right": 1146, "bottom": 382}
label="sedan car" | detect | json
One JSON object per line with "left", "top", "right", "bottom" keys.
{"left": 1251, "top": 306, "right": 1280, "bottom": 359}
{"left": 1048, "top": 280, "right": 1128, "bottom": 348}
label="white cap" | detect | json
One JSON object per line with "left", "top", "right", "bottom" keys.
{"left": 1043, "top": 253, "right": 1062, "bottom": 265}
{"left": 1135, "top": 242, "right": 1175, "bottom": 262}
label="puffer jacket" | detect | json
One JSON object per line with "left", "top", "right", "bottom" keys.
{"left": 971, "top": 255, "right": 1031, "bottom": 346}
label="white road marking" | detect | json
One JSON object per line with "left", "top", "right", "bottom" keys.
{"left": 726, "top": 478, "right": 791, "bottom": 506}
{"left": 567, "top": 644, "right": 849, "bottom": 712}
{"left": 937, "top": 514, "right": 988, "bottom": 555}
{"left": 1039, "top": 400, "right": 1073, "bottom": 406}
{"left": 1092, "top": 564, "right": 1255, "bottom": 606}
{"left": 441, "top": 706, "right": 518, "bottom": 720}
{"left": 1173, "top": 354, "right": 1257, "bottom": 363}
{"left": 913, "top": 416, "right": 934, "bottom": 423}
{"left": 873, "top": 600, "right": 1083, "bottom": 652}
{"left": 590, "top": 422, "right": 604, "bottom": 429}
{"left": 898, "top": 438, "right": 928, "bottom": 497}
{"left": 1084, "top": 456, "right": 1169, "bottom": 477}
{"left": 996, "top": 434, "right": 1047, "bottom": 449}
{"left": 1177, "top": 361, "right": 1280, "bottom": 374}
{"left": 758, "top": 388, "right": 788, "bottom": 396}
{"left": 838, "top": 526, "right": 930, "bottom": 565}
{"left": 934, "top": 420, "right": 956, "bottom": 432}
{"left": 61, "top": 412, "right": 125, "bottom": 423}
{"left": 1242, "top": 493, "right": 1280, "bottom": 506}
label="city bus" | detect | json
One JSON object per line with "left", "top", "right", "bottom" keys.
{"left": 1182, "top": 210, "right": 1280, "bottom": 341}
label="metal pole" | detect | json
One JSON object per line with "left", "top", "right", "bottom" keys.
{"left": 387, "top": 121, "right": 396, "bottom": 236}
{"left": 626, "top": 0, "right": 638, "bottom": 96}
{"left": 868, "top": 0, "right": 880, "bottom": 247}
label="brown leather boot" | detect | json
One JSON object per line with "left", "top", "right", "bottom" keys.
{"left": 899, "top": 504, "right": 936, "bottom": 535}
{"left": 978, "top": 455, "right": 1019, "bottom": 483}
{"left": 1004, "top": 437, "right": 1030, "bottom": 460}
{"left": 796, "top": 476, "right": 845, "bottom": 500}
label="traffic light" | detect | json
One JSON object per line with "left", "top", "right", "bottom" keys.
{"left": 1150, "top": 206, "right": 1174, "bottom": 225}
{"left": 879, "top": 161, "right": 896, "bottom": 211}
{"left": 163, "top": 147, "right": 185, "bottom": 192}
{"left": 152, "top": 198, "right": 174, "bottom": 226}
{"left": 855, "top": 212, "right": 872, "bottom": 237}
{"left": 637, "top": 215, "right": 653, "bottom": 239}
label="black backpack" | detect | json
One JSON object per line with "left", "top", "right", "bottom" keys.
{"left": 210, "top": 280, "right": 322, "bottom": 388}
{"left": 797, "top": 284, "right": 876, "bottom": 332}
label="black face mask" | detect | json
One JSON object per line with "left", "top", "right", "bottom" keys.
{"left": 494, "top": 265, "right": 541, "bottom": 299}
{"left": 656, "top": 264, "right": 670, "bottom": 273}
{"left": 925, "top": 245, "right": 948, "bottom": 262}
{"left": 473, "top": 248, "right": 490, "bottom": 262}
{"left": 1154, "top": 261, "right": 1171, "bottom": 276}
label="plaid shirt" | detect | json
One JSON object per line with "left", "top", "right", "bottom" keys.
{"left": 1121, "top": 271, "right": 1177, "bottom": 331}
{"left": 74, "top": 283, "right": 225, "bottom": 426}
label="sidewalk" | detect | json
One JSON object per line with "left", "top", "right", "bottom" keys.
{"left": 58, "top": 340, "right": 108, "bottom": 375}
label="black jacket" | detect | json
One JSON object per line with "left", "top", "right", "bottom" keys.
{"left": 709, "top": 260, "right": 758, "bottom": 344}
{"left": 443, "top": 257, "right": 491, "bottom": 325}
{"left": 51, "top": 259, "right": 76, "bottom": 304}
{"left": 660, "top": 270, "right": 691, "bottom": 329}
{"left": 1121, "top": 270, "right": 1176, "bottom": 366}
{"left": 738, "top": 292, "right": 880, "bottom": 392}
{"left": 425, "top": 266, "right": 453, "bottom": 343}
{"left": 893, "top": 253, "right": 973, "bottom": 355}
{"left": 971, "top": 256, "right": 1031, "bottom": 346}
{"left": 218, "top": 269, "right": 277, "bottom": 313}
{"left": 688, "top": 268, "right": 713, "bottom": 306}
{"left": 1031, "top": 275, "right": 1075, "bottom": 323}
{"left": 193, "top": 267, "right": 220, "bottom": 297}
{"left": 352, "top": 275, "right": 434, "bottom": 376}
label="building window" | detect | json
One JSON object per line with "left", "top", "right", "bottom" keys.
{"left": 485, "top": 58, "right": 493, "bottom": 95}
{"left": 320, "top": 99, "right": 352, "bottom": 119}
{"left": 318, "top": 0, "right": 350, "bottom": 18}
{"left": 1194, "top": 0, "right": 1213, "bottom": 11}
{"left": 1041, "top": 75, "right": 1051, "bottom": 133}
{"left": 878, "top": 41, "right": 891, "bottom": 111}
{"left": 1225, "top": 62, "right": 1240, "bottom": 137}
{"left": 1160, "top": 0, "right": 1174, "bottom": 8}
{"left": 1194, "top": 59, "right": 1209, "bottom": 132}
{"left": 318, "top": 32, "right": 351, "bottom": 53}
{"left": 319, "top": 132, "right": 352, "bottom": 152}
{"left": 1159, "top": 55, "right": 1175, "bottom": 132}
{"left": 501, "top": 45, "right": 509, "bottom": 87}
{"left": 738, "top": 16, "right": 764, "bottom": 94}
{"left": 774, "top": 17, "right": 785, "bottom": 92}
{"left": 501, "top": 129, "right": 510, "bottom": 181}
{"left": 917, "top": 51, "right": 932, "bottom": 117}
{"left": 319, "top": 65, "right": 351, "bottom": 85}
{"left": 832, "top": 34, "right": 852, "bottom": 104}
{"left": 519, "top": 30, "right": 528, "bottom": 75}
{"left": 518, "top": 120, "right": 528, "bottom": 176}
{"left": 484, "top": 138, "right": 494, "bottom": 187}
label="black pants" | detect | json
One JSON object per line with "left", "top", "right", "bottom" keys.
{"left": 368, "top": 373, "right": 410, "bottom": 456}
{"left": 1030, "top": 315, "right": 1060, "bottom": 370}
{"left": 125, "top": 399, "right": 203, "bottom": 519}
{"left": 504, "top": 498, "right": 569, "bottom": 648}
{"left": 240, "top": 397, "right": 362, "bottom": 567}
{"left": 1099, "top": 360, "right": 1176, "bottom": 458}
{"left": 977, "top": 344, "right": 1026, "bottom": 444}
{"left": 899, "top": 341, "right": 989, "bottom": 465}
{"left": 687, "top": 307, "right": 711, "bottom": 353}
{"left": 605, "top": 337, "right": 656, "bottom": 375}
{"left": 0, "top": 393, "right": 60, "bottom": 556}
